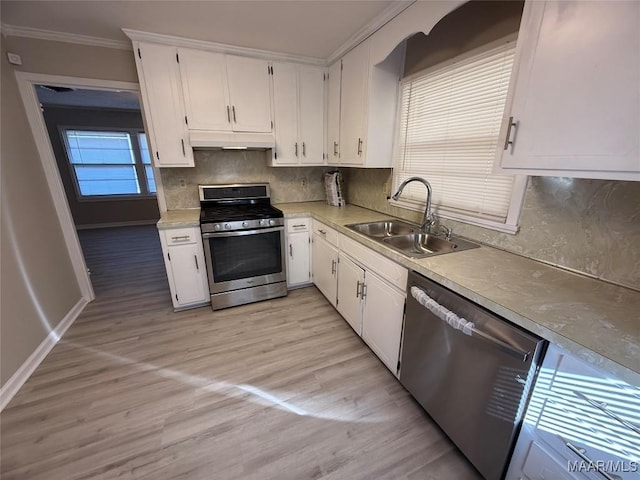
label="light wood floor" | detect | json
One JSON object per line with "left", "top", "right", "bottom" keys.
{"left": 1, "top": 225, "right": 481, "bottom": 480}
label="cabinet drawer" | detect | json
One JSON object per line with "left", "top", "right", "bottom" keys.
{"left": 521, "top": 441, "right": 581, "bottom": 480}
{"left": 312, "top": 219, "right": 338, "bottom": 246}
{"left": 339, "top": 234, "right": 407, "bottom": 291}
{"left": 162, "top": 227, "right": 199, "bottom": 246}
{"left": 287, "top": 218, "right": 310, "bottom": 233}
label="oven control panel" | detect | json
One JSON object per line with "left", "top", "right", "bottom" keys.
{"left": 201, "top": 217, "right": 284, "bottom": 234}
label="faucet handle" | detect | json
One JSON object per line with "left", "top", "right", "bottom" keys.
{"left": 432, "top": 223, "right": 452, "bottom": 240}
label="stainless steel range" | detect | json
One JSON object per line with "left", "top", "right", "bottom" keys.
{"left": 199, "top": 184, "right": 287, "bottom": 310}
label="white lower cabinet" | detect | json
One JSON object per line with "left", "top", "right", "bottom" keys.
{"left": 309, "top": 217, "right": 408, "bottom": 376}
{"left": 507, "top": 343, "right": 640, "bottom": 480}
{"left": 337, "top": 252, "right": 406, "bottom": 375}
{"left": 285, "top": 218, "right": 311, "bottom": 288}
{"left": 336, "top": 254, "right": 365, "bottom": 334}
{"left": 311, "top": 233, "right": 338, "bottom": 307}
{"left": 158, "top": 227, "right": 209, "bottom": 310}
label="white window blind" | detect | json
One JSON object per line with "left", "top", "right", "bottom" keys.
{"left": 393, "top": 40, "right": 520, "bottom": 227}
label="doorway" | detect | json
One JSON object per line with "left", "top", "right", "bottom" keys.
{"left": 14, "top": 73, "right": 166, "bottom": 304}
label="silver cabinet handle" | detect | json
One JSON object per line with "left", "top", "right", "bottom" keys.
{"left": 361, "top": 282, "right": 367, "bottom": 299}
{"left": 357, "top": 138, "right": 363, "bottom": 156}
{"left": 171, "top": 235, "right": 190, "bottom": 242}
{"left": 292, "top": 224, "right": 306, "bottom": 228}
{"left": 181, "top": 139, "right": 185, "bottom": 156}
{"left": 317, "top": 229, "right": 326, "bottom": 235}
{"left": 356, "top": 280, "right": 361, "bottom": 298}
{"left": 503, "top": 116, "right": 517, "bottom": 151}
{"left": 194, "top": 255, "right": 199, "bottom": 270}
{"left": 289, "top": 243, "right": 293, "bottom": 257}
{"left": 302, "top": 142, "right": 306, "bottom": 157}
{"left": 573, "top": 391, "right": 640, "bottom": 435}
{"left": 331, "top": 259, "right": 336, "bottom": 275}
{"left": 565, "top": 442, "right": 623, "bottom": 480}
{"left": 226, "top": 105, "right": 231, "bottom": 123}
{"left": 333, "top": 141, "right": 338, "bottom": 156}
{"left": 232, "top": 105, "right": 237, "bottom": 123}
{"left": 295, "top": 142, "right": 298, "bottom": 157}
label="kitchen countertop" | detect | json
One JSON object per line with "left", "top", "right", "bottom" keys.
{"left": 156, "top": 208, "right": 200, "bottom": 228}
{"left": 158, "top": 203, "right": 640, "bottom": 385}
{"left": 277, "top": 202, "right": 640, "bottom": 386}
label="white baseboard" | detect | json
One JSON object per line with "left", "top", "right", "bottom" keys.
{"left": 0, "top": 297, "right": 88, "bottom": 411}
{"left": 75, "top": 219, "right": 158, "bottom": 230}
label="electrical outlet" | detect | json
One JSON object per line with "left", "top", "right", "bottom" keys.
{"left": 178, "top": 178, "right": 187, "bottom": 188}
{"left": 301, "top": 179, "right": 307, "bottom": 188}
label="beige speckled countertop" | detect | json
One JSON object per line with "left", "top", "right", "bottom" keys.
{"left": 158, "top": 203, "right": 640, "bottom": 385}
{"left": 156, "top": 209, "right": 200, "bottom": 229}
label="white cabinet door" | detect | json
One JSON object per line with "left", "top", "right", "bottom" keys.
{"left": 361, "top": 271, "right": 405, "bottom": 374}
{"left": 336, "top": 254, "right": 364, "bottom": 335}
{"left": 298, "top": 65, "right": 325, "bottom": 165}
{"left": 226, "top": 55, "right": 272, "bottom": 133}
{"left": 271, "top": 62, "right": 299, "bottom": 165}
{"left": 136, "top": 42, "right": 193, "bottom": 167}
{"left": 178, "top": 49, "right": 231, "bottom": 132}
{"left": 168, "top": 243, "right": 208, "bottom": 306}
{"left": 286, "top": 231, "right": 310, "bottom": 287}
{"left": 496, "top": 1, "right": 640, "bottom": 180}
{"left": 327, "top": 60, "right": 342, "bottom": 164}
{"left": 339, "top": 39, "right": 369, "bottom": 166}
{"left": 311, "top": 234, "right": 338, "bottom": 307}
{"left": 159, "top": 227, "right": 209, "bottom": 310}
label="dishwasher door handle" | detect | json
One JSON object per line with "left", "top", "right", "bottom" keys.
{"left": 410, "top": 286, "right": 531, "bottom": 362}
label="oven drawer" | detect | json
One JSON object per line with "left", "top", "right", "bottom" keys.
{"left": 312, "top": 219, "right": 338, "bottom": 246}
{"left": 287, "top": 218, "right": 310, "bottom": 233}
{"left": 163, "top": 227, "right": 198, "bottom": 246}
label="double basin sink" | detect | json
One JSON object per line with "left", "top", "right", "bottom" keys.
{"left": 346, "top": 220, "right": 479, "bottom": 259}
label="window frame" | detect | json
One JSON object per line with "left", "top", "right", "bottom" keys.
{"left": 59, "top": 126, "right": 157, "bottom": 202}
{"left": 389, "top": 35, "right": 528, "bottom": 234}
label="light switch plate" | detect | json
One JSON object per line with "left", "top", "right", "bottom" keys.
{"left": 7, "top": 53, "right": 22, "bottom": 65}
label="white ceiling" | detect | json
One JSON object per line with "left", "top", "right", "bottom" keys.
{"left": 1, "top": 0, "right": 410, "bottom": 59}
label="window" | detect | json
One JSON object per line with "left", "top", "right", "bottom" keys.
{"left": 392, "top": 37, "right": 527, "bottom": 233}
{"left": 63, "top": 129, "right": 156, "bottom": 198}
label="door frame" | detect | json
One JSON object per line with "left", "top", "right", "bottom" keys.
{"left": 14, "top": 72, "right": 165, "bottom": 303}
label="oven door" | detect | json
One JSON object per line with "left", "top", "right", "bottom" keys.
{"left": 202, "top": 226, "right": 286, "bottom": 294}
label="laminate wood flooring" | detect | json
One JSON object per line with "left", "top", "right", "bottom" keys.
{"left": 1, "top": 225, "right": 482, "bottom": 480}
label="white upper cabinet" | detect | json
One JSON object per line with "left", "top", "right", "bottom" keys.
{"left": 327, "top": 38, "right": 404, "bottom": 168}
{"left": 270, "top": 62, "right": 326, "bottom": 166}
{"left": 327, "top": 60, "right": 342, "bottom": 164}
{"left": 178, "top": 49, "right": 230, "bottom": 131}
{"left": 495, "top": 0, "right": 640, "bottom": 181}
{"left": 298, "top": 65, "right": 325, "bottom": 165}
{"left": 135, "top": 42, "right": 194, "bottom": 167}
{"left": 178, "top": 50, "right": 272, "bottom": 133}
{"left": 225, "top": 55, "right": 272, "bottom": 132}
{"left": 339, "top": 40, "right": 370, "bottom": 166}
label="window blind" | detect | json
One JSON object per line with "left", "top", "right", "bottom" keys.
{"left": 393, "top": 40, "right": 517, "bottom": 223}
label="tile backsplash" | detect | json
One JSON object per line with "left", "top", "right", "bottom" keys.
{"left": 343, "top": 169, "right": 640, "bottom": 290}
{"left": 161, "top": 152, "right": 639, "bottom": 290}
{"left": 161, "top": 150, "right": 333, "bottom": 209}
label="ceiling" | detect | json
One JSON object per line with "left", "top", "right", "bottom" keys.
{"left": 36, "top": 85, "right": 141, "bottom": 110}
{"left": 1, "top": 0, "right": 410, "bottom": 59}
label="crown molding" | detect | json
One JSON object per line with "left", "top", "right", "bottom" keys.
{"left": 1, "top": 24, "right": 132, "bottom": 50}
{"left": 327, "top": 0, "right": 415, "bottom": 64}
{"left": 123, "top": 29, "right": 326, "bottom": 66}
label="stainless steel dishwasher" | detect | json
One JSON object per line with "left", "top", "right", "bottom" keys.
{"left": 400, "top": 271, "right": 546, "bottom": 480}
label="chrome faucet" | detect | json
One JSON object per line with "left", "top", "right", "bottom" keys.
{"left": 391, "top": 177, "right": 435, "bottom": 233}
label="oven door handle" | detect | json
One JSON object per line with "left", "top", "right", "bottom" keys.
{"left": 202, "top": 226, "right": 284, "bottom": 238}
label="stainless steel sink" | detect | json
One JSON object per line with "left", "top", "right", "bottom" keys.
{"left": 348, "top": 220, "right": 418, "bottom": 238}
{"left": 346, "top": 221, "right": 479, "bottom": 258}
